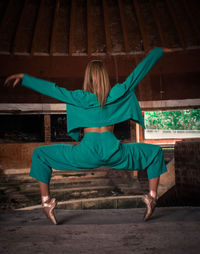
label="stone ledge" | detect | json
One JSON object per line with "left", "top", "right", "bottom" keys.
{"left": 15, "top": 195, "right": 145, "bottom": 210}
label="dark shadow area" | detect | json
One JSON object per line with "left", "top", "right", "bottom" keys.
{"left": 0, "top": 115, "right": 44, "bottom": 143}
{"left": 157, "top": 185, "right": 200, "bottom": 207}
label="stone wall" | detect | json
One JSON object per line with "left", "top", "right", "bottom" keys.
{"left": 174, "top": 140, "right": 200, "bottom": 205}
{"left": 158, "top": 140, "right": 200, "bottom": 206}
{"left": 0, "top": 142, "right": 77, "bottom": 169}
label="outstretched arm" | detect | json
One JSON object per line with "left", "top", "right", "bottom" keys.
{"left": 5, "top": 73, "right": 80, "bottom": 105}
{"left": 4, "top": 73, "right": 24, "bottom": 87}
{"left": 121, "top": 47, "right": 172, "bottom": 92}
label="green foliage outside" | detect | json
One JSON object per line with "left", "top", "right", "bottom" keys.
{"left": 144, "top": 110, "right": 200, "bottom": 130}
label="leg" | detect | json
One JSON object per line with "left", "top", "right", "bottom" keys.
{"left": 141, "top": 176, "right": 160, "bottom": 221}
{"left": 108, "top": 142, "right": 167, "bottom": 221}
{"left": 30, "top": 143, "right": 99, "bottom": 224}
{"left": 30, "top": 145, "right": 73, "bottom": 225}
{"left": 143, "top": 146, "right": 166, "bottom": 221}
{"left": 149, "top": 176, "right": 160, "bottom": 199}
{"left": 38, "top": 181, "right": 57, "bottom": 225}
{"left": 142, "top": 146, "right": 167, "bottom": 221}
{"left": 39, "top": 181, "right": 49, "bottom": 196}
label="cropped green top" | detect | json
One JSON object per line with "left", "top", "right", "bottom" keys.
{"left": 22, "top": 47, "right": 164, "bottom": 141}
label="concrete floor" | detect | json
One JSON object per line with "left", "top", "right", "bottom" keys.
{"left": 0, "top": 207, "right": 200, "bottom": 254}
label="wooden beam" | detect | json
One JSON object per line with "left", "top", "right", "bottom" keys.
{"left": 69, "top": 0, "right": 76, "bottom": 56}
{"left": 31, "top": 0, "right": 43, "bottom": 55}
{"left": 50, "top": 0, "right": 60, "bottom": 56}
{"left": 0, "top": 104, "right": 66, "bottom": 112}
{"left": 31, "top": 0, "right": 55, "bottom": 55}
{"left": 102, "top": 0, "right": 112, "bottom": 54}
{"left": 139, "top": 99, "right": 200, "bottom": 110}
{"left": 49, "top": 0, "right": 70, "bottom": 56}
{"left": 1, "top": 99, "right": 199, "bottom": 113}
{"left": 86, "top": 0, "right": 106, "bottom": 55}
{"left": 12, "top": 0, "right": 27, "bottom": 55}
{"left": 0, "top": 0, "right": 8, "bottom": 25}
{"left": 118, "top": 0, "right": 129, "bottom": 53}
{"left": 166, "top": 0, "right": 186, "bottom": 50}
{"left": 149, "top": 0, "right": 166, "bottom": 47}
{"left": 12, "top": 0, "right": 39, "bottom": 55}
{"left": 133, "top": 0, "right": 148, "bottom": 51}
{"left": 0, "top": 48, "right": 200, "bottom": 77}
{"left": 0, "top": 0, "right": 23, "bottom": 54}
{"left": 87, "top": 0, "right": 92, "bottom": 55}
{"left": 182, "top": 0, "right": 200, "bottom": 42}
{"left": 0, "top": 103, "right": 66, "bottom": 114}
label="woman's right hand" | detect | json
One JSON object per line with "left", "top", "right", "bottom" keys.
{"left": 4, "top": 73, "right": 24, "bottom": 87}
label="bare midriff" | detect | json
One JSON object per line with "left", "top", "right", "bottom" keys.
{"left": 83, "top": 125, "right": 114, "bottom": 134}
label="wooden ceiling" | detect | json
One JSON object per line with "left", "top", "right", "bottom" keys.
{"left": 0, "top": 0, "right": 199, "bottom": 106}
{"left": 0, "top": 0, "right": 199, "bottom": 56}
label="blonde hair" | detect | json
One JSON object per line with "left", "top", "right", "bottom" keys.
{"left": 83, "top": 60, "right": 111, "bottom": 107}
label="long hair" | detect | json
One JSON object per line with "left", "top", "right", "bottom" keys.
{"left": 83, "top": 60, "right": 111, "bottom": 107}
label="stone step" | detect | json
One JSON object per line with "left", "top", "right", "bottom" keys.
{"left": 2, "top": 168, "right": 30, "bottom": 175}
{"left": 2, "top": 186, "right": 116, "bottom": 209}
{"left": 0, "top": 174, "right": 35, "bottom": 182}
{"left": 15, "top": 195, "right": 145, "bottom": 210}
{"left": 24, "top": 177, "right": 113, "bottom": 189}
{"left": 1, "top": 176, "right": 142, "bottom": 193}
{"left": 1, "top": 181, "right": 144, "bottom": 209}
{"left": 0, "top": 176, "right": 121, "bottom": 190}
{"left": 2, "top": 167, "right": 108, "bottom": 176}
{"left": 1, "top": 168, "right": 109, "bottom": 182}
{"left": 19, "top": 185, "right": 116, "bottom": 197}
{"left": 51, "top": 171, "right": 109, "bottom": 180}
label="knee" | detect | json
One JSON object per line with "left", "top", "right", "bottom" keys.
{"left": 32, "top": 147, "right": 43, "bottom": 159}
{"left": 155, "top": 146, "right": 165, "bottom": 162}
{"left": 152, "top": 145, "right": 164, "bottom": 160}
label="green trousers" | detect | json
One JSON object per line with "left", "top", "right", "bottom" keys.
{"left": 30, "top": 132, "right": 167, "bottom": 184}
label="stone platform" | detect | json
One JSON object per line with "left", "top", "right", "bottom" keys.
{"left": 0, "top": 207, "right": 200, "bottom": 254}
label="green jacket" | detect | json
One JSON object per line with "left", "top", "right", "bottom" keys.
{"left": 22, "top": 48, "right": 164, "bottom": 141}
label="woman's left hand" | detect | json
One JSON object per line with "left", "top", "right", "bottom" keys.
{"left": 162, "top": 47, "right": 174, "bottom": 53}
{"left": 4, "top": 73, "right": 24, "bottom": 87}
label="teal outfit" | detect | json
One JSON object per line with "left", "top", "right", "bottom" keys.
{"left": 22, "top": 48, "right": 167, "bottom": 184}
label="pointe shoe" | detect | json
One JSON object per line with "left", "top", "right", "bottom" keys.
{"left": 142, "top": 193, "right": 157, "bottom": 221}
{"left": 42, "top": 197, "right": 58, "bottom": 225}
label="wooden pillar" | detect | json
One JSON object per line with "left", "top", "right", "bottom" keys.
{"left": 136, "top": 123, "right": 140, "bottom": 143}
{"left": 44, "top": 114, "right": 51, "bottom": 142}
{"left": 130, "top": 120, "right": 136, "bottom": 143}
{"left": 130, "top": 120, "right": 138, "bottom": 177}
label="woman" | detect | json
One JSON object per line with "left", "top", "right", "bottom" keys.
{"left": 5, "top": 47, "right": 171, "bottom": 225}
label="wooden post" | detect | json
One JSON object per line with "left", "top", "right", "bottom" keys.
{"left": 130, "top": 121, "right": 137, "bottom": 177}
{"left": 136, "top": 123, "right": 140, "bottom": 143}
{"left": 44, "top": 114, "right": 51, "bottom": 142}
{"left": 130, "top": 120, "right": 136, "bottom": 142}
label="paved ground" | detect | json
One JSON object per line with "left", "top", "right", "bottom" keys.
{"left": 0, "top": 207, "right": 200, "bottom": 254}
